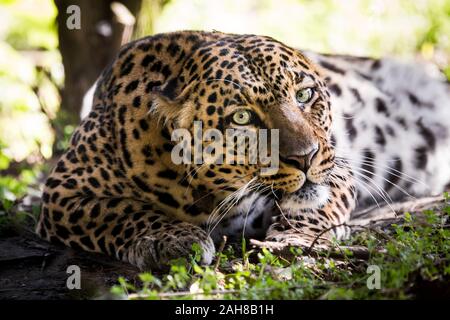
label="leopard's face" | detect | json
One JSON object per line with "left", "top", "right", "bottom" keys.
{"left": 153, "top": 35, "right": 335, "bottom": 210}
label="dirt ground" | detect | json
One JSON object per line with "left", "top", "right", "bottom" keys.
{"left": 0, "top": 227, "right": 139, "bottom": 300}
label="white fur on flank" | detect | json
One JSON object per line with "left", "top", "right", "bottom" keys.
{"left": 80, "top": 81, "right": 97, "bottom": 120}
{"left": 305, "top": 51, "right": 450, "bottom": 209}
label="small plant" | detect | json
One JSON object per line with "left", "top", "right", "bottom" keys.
{"left": 110, "top": 197, "right": 450, "bottom": 300}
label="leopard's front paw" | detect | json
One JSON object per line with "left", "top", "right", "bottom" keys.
{"left": 157, "top": 232, "right": 215, "bottom": 267}
{"left": 129, "top": 224, "right": 215, "bottom": 270}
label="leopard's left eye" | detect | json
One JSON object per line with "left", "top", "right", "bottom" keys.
{"left": 232, "top": 109, "right": 252, "bottom": 125}
{"left": 296, "top": 88, "right": 314, "bottom": 105}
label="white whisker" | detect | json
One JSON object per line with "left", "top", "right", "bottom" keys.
{"left": 336, "top": 159, "right": 418, "bottom": 200}
{"left": 207, "top": 177, "right": 258, "bottom": 236}
{"left": 335, "top": 154, "right": 429, "bottom": 189}
{"left": 334, "top": 165, "right": 397, "bottom": 216}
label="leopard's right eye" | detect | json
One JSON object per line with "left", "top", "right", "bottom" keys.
{"left": 296, "top": 87, "right": 314, "bottom": 105}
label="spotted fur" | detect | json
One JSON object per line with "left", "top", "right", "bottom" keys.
{"left": 36, "top": 31, "right": 450, "bottom": 270}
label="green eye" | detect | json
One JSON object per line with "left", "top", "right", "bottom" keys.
{"left": 296, "top": 88, "right": 314, "bottom": 104}
{"left": 232, "top": 109, "right": 252, "bottom": 125}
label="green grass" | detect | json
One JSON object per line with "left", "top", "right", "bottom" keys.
{"left": 111, "top": 195, "right": 450, "bottom": 300}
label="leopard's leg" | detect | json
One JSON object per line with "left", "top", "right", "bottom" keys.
{"left": 36, "top": 197, "right": 215, "bottom": 270}
{"left": 265, "top": 173, "right": 356, "bottom": 249}
{"left": 265, "top": 206, "right": 350, "bottom": 249}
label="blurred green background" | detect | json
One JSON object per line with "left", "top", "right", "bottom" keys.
{"left": 0, "top": 0, "right": 449, "bottom": 205}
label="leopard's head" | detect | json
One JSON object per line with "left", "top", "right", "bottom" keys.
{"left": 152, "top": 33, "right": 335, "bottom": 211}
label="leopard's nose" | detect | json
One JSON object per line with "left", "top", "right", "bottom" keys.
{"left": 285, "top": 145, "right": 319, "bottom": 172}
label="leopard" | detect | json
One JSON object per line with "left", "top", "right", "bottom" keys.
{"left": 36, "top": 30, "right": 450, "bottom": 271}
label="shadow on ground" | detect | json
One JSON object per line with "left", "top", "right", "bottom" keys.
{"left": 0, "top": 228, "right": 139, "bottom": 300}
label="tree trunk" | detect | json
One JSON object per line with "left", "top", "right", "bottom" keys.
{"left": 53, "top": 0, "right": 143, "bottom": 154}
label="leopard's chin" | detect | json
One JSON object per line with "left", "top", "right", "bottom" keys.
{"left": 279, "top": 181, "right": 330, "bottom": 211}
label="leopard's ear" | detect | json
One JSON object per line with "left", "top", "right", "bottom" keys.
{"left": 149, "top": 79, "right": 196, "bottom": 129}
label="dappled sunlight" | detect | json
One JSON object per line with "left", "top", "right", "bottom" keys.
{"left": 0, "top": 41, "right": 58, "bottom": 161}
{"left": 156, "top": 0, "right": 450, "bottom": 58}
{"left": 0, "top": 111, "right": 54, "bottom": 161}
